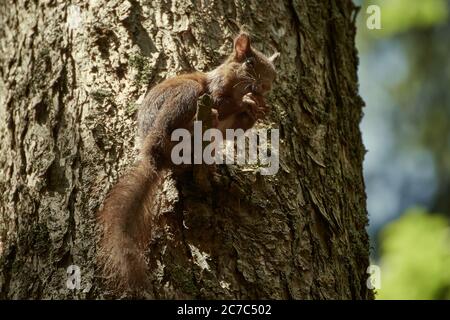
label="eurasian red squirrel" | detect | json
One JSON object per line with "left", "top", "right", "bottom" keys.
{"left": 98, "top": 32, "right": 279, "bottom": 292}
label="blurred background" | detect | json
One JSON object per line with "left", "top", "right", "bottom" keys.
{"left": 355, "top": 0, "right": 450, "bottom": 299}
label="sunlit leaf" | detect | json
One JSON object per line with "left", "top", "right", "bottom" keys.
{"left": 377, "top": 209, "right": 450, "bottom": 299}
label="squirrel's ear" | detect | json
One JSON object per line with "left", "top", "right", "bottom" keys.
{"left": 268, "top": 52, "right": 280, "bottom": 64}
{"left": 234, "top": 32, "right": 251, "bottom": 61}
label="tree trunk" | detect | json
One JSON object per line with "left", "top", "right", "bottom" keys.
{"left": 0, "top": 0, "right": 372, "bottom": 299}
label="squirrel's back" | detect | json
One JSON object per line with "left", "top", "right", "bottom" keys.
{"left": 137, "top": 72, "right": 208, "bottom": 141}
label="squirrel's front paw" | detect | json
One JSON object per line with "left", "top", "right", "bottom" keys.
{"left": 242, "top": 93, "right": 268, "bottom": 120}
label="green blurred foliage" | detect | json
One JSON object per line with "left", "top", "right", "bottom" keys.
{"left": 377, "top": 209, "right": 450, "bottom": 299}
{"left": 358, "top": 0, "right": 450, "bottom": 213}
{"left": 360, "top": 0, "right": 448, "bottom": 38}
{"left": 357, "top": 0, "right": 450, "bottom": 300}
{"left": 380, "top": 0, "right": 448, "bottom": 36}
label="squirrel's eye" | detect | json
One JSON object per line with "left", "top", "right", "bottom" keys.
{"left": 245, "top": 57, "right": 255, "bottom": 66}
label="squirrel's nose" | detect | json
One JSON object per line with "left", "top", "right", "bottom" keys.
{"left": 252, "top": 83, "right": 262, "bottom": 94}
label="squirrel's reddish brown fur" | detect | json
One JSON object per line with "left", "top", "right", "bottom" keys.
{"left": 98, "top": 32, "right": 279, "bottom": 292}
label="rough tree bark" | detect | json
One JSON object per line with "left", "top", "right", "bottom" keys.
{"left": 0, "top": 0, "right": 372, "bottom": 299}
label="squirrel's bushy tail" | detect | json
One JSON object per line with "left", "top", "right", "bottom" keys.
{"left": 98, "top": 152, "right": 161, "bottom": 291}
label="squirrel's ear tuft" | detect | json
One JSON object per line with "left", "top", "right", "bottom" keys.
{"left": 268, "top": 52, "right": 280, "bottom": 64}
{"left": 234, "top": 32, "right": 251, "bottom": 61}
